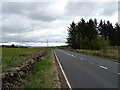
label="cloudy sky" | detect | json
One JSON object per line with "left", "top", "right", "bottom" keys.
{"left": 1, "top": 0, "right": 118, "bottom": 46}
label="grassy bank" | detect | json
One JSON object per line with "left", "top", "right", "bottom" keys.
{"left": 2, "top": 48, "right": 46, "bottom": 72}
{"left": 63, "top": 46, "right": 119, "bottom": 63}
{"left": 23, "top": 51, "right": 60, "bottom": 88}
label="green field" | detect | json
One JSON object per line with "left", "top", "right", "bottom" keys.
{"left": 2, "top": 48, "right": 46, "bottom": 72}
{"left": 23, "top": 51, "right": 60, "bottom": 88}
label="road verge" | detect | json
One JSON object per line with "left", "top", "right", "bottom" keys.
{"left": 53, "top": 51, "right": 72, "bottom": 89}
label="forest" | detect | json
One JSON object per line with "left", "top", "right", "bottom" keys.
{"left": 67, "top": 18, "right": 120, "bottom": 50}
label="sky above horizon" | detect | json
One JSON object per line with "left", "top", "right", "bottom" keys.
{"left": 1, "top": 1, "right": 118, "bottom": 46}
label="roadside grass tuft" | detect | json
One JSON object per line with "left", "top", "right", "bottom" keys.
{"left": 23, "top": 51, "right": 60, "bottom": 88}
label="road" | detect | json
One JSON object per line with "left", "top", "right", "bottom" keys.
{"left": 54, "top": 49, "right": 119, "bottom": 88}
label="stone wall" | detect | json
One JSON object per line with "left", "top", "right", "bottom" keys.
{"left": 1, "top": 49, "right": 50, "bottom": 89}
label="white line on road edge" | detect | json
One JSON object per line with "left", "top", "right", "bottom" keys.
{"left": 54, "top": 51, "right": 72, "bottom": 90}
{"left": 100, "top": 65, "right": 108, "bottom": 70}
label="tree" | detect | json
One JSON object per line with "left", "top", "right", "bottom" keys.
{"left": 106, "top": 21, "right": 116, "bottom": 46}
{"left": 67, "top": 21, "right": 77, "bottom": 49}
{"left": 66, "top": 18, "right": 119, "bottom": 50}
{"left": 114, "top": 23, "right": 120, "bottom": 46}
{"left": 86, "top": 19, "right": 98, "bottom": 41}
{"left": 11, "top": 44, "right": 15, "bottom": 47}
{"left": 76, "top": 18, "right": 86, "bottom": 49}
{"left": 98, "top": 20, "right": 103, "bottom": 35}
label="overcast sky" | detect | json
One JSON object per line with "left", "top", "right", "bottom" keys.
{"left": 1, "top": 1, "right": 118, "bottom": 46}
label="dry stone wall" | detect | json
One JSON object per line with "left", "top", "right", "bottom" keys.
{"left": 1, "top": 49, "right": 50, "bottom": 89}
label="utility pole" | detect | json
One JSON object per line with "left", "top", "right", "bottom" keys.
{"left": 47, "top": 39, "right": 48, "bottom": 47}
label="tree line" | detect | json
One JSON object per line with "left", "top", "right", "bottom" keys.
{"left": 67, "top": 18, "right": 120, "bottom": 50}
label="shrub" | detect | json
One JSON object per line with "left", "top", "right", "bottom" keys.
{"left": 89, "top": 36, "right": 110, "bottom": 50}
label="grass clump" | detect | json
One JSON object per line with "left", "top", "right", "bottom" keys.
{"left": 23, "top": 51, "right": 60, "bottom": 88}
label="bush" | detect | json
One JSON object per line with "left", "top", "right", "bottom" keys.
{"left": 89, "top": 39, "right": 100, "bottom": 50}
{"left": 89, "top": 36, "right": 110, "bottom": 50}
{"left": 78, "top": 36, "right": 110, "bottom": 50}
{"left": 81, "top": 37, "right": 90, "bottom": 49}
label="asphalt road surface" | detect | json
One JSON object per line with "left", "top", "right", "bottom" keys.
{"left": 54, "top": 49, "right": 119, "bottom": 88}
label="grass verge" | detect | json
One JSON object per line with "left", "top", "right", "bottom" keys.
{"left": 23, "top": 51, "right": 60, "bottom": 88}
{"left": 64, "top": 47, "right": 119, "bottom": 63}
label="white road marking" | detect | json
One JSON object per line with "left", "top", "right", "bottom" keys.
{"left": 64, "top": 52, "right": 76, "bottom": 58}
{"left": 59, "top": 50, "right": 76, "bottom": 58}
{"left": 71, "top": 55, "right": 76, "bottom": 58}
{"left": 67, "top": 53, "right": 71, "bottom": 56}
{"left": 118, "top": 73, "right": 120, "bottom": 75}
{"left": 58, "top": 49, "right": 63, "bottom": 53}
{"left": 80, "top": 58, "right": 83, "bottom": 60}
{"left": 91, "top": 62, "right": 94, "bottom": 64}
{"left": 54, "top": 51, "right": 72, "bottom": 90}
{"left": 58, "top": 49, "right": 61, "bottom": 51}
{"left": 66, "top": 53, "right": 71, "bottom": 56}
{"left": 100, "top": 65, "right": 108, "bottom": 70}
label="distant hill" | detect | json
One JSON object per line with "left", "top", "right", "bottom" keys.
{"left": 0, "top": 44, "right": 27, "bottom": 48}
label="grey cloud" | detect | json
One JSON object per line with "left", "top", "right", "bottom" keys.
{"left": 2, "top": 14, "right": 31, "bottom": 33}
{"left": 99, "top": 2, "right": 117, "bottom": 16}
{"left": 2, "top": 2, "right": 118, "bottom": 45}
{"left": 118, "top": 1, "right": 120, "bottom": 11}
{"left": 2, "top": 2, "right": 45, "bottom": 14}
{"left": 2, "top": 2, "right": 30, "bottom": 14}
{"left": 2, "top": 30, "right": 67, "bottom": 43}
{"left": 118, "top": 1, "right": 120, "bottom": 21}
{"left": 65, "top": 2, "right": 98, "bottom": 17}
{"left": 65, "top": 2, "right": 117, "bottom": 17}
{"left": 2, "top": 2, "right": 61, "bottom": 21}
{"left": 28, "top": 11, "right": 58, "bottom": 21}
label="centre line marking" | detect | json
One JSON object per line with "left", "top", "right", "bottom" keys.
{"left": 118, "top": 73, "right": 120, "bottom": 75}
{"left": 66, "top": 53, "right": 71, "bottom": 56}
{"left": 64, "top": 52, "right": 76, "bottom": 58}
{"left": 100, "top": 65, "right": 108, "bottom": 70}
{"left": 80, "top": 58, "right": 83, "bottom": 60}
{"left": 71, "top": 55, "right": 76, "bottom": 58}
